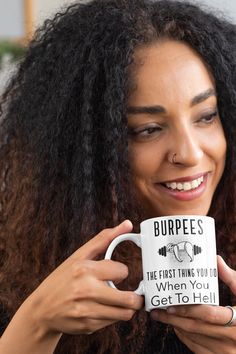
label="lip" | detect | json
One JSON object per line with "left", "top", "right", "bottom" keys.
{"left": 155, "top": 173, "right": 209, "bottom": 201}
{"left": 161, "top": 172, "right": 207, "bottom": 184}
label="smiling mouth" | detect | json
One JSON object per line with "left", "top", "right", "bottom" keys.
{"left": 163, "top": 176, "right": 204, "bottom": 192}
{"left": 155, "top": 173, "right": 209, "bottom": 202}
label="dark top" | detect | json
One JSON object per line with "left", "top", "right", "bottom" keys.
{"left": 142, "top": 323, "right": 193, "bottom": 354}
{"left": 0, "top": 281, "right": 231, "bottom": 354}
{"left": 118, "top": 317, "right": 193, "bottom": 354}
{"left": 0, "top": 305, "right": 191, "bottom": 354}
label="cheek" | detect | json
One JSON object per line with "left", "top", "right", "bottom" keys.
{"left": 204, "top": 128, "right": 226, "bottom": 184}
{"left": 212, "top": 131, "right": 227, "bottom": 166}
{"left": 129, "top": 143, "right": 162, "bottom": 179}
{"left": 200, "top": 121, "right": 226, "bottom": 166}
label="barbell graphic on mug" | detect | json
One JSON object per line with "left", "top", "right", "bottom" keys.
{"left": 158, "top": 241, "right": 202, "bottom": 262}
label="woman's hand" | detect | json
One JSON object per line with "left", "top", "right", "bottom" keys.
{"left": 151, "top": 256, "right": 236, "bottom": 354}
{"left": 27, "top": 220, "right": 143, "bottom": 336}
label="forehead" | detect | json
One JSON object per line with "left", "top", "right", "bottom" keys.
{"left": 129, "top": 40, "right": 215, "bottom": 106}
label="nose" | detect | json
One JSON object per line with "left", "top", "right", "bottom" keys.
{"left": 168, "top": 126, "right": 203, "bottom": 167}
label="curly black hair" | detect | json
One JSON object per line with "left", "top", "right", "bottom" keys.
{"left": 1, "top": 0, "right": 236, "bottom": 353}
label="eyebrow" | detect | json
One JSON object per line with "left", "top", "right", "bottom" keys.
{"left": 191, "top": 88, "right": 216, "bottom": 105}
{"left": 126, "top": 88, "right": 216, "bottom": 115}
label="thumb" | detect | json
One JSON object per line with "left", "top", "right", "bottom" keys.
{"left": 73, "top": 220, "right": 133, "bottom": 260}
{"left": 217, "top": 255, "right": 236, "bottom": 295}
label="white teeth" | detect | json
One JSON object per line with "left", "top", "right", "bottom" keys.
{"left": 177, "top": 183, "right": 183, "bottom": 190}
{"left": 191, "top": 180, "right": 198, "bottom": 189}
{"left": 183, "top": 182, "right": 191, "bottom": 191}
{"left": 165, "top": 176, "right": 204, "bottom": 191}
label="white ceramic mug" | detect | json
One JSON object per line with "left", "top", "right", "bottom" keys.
{"left": 105, "top": 215, "right": 219, "bottom": 311}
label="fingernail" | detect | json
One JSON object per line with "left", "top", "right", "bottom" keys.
{"left": 121, "top": 220, "right": 132, "bottom": 227}
{"left": 167, "top": 307, "right": 176, "bottom": 314}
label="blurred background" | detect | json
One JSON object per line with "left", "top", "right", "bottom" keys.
{"left": 0, "top": 0, "right": 236, "bottom": 93}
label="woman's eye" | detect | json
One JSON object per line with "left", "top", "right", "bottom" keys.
{"left": 128, "top": 124, "right": 162, "bottom": 139}
{"left": 199, "top": 110, "right": 218, "bottom": 124}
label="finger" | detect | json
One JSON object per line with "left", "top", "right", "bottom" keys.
{"left": 175, "top": 328, "right": 234, "bottom": 354}
{"left": 72, "top": 220, "right": 133, "bottom": 260}
{"left": 90, "top": 259, "right": 129, "bottom": 283}
{"left": 76, "top": 301, "right": 136, "bottom": 322}
{"left": 164, "top": 304, "right": 236, "bottom": 326}
{"left": 175, "top": 329, "right": 214, "bottom": 354}
{"left": 88, "top": 318, "right": 118, "bottom": 333}
{"left": 70, "top": 260, "right": 143, "bottom": 310}
{"left": 217, "top": 255, "right": 236, "bottom": 294}
{"left": 73, "top": 259, "right": 129, "bottom": 284}
{"left": 151, "top": 309, "right": 236, "bottom": 340}
{"left": 86, "top": 281, "right": 143, "bottom": 310}
{"left": 68, "top": 317, "right": 117, "bottom": 335}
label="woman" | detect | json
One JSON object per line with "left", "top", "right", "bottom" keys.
{"left": 0, "top": 0, "right": 236, "bottom": 353}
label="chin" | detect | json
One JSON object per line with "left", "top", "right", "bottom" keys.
{"left": 148, "top": 203, "right": 211, "bottom": 218}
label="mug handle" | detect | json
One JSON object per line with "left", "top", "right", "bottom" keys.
{"left": 105, "top": 233, "right": 144, "bottom": 295}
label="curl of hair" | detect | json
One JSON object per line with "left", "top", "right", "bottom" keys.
{"left": 0, "top": 0, "right": 236, "bottom": 353}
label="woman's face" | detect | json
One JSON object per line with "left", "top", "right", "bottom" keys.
{"left": 127, "top": 40, "right": 226, "bottom": 217}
